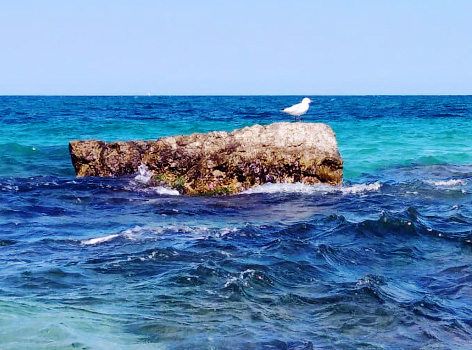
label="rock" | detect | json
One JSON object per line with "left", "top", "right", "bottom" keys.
{"left": 69, "top": 122, "right": 343, "bottom": 195}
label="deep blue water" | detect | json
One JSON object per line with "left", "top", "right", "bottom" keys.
{"left": 0, "top": 96, "right": 471, "bottom": 349}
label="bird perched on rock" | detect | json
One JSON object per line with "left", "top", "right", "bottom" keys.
{"left": 282, "top": 97, "right": 312, "bottom": 121}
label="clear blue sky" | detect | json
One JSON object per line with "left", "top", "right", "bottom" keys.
{"left": 2, "top": 1, "right": 471, "bottom": 95}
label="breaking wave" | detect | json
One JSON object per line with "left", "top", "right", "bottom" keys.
{"left": 425, "top": 179, "right": 467, "bottom": 187}
{"left": 242, "top": 181, "right": 381, "bottom": 195}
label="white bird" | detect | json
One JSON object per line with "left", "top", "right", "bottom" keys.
{"left": 282, "top": 97, "right": 312, "bottom": 121}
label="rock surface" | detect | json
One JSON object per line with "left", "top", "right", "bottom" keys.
{"left": 69, "top": 122, "right": 343, "bottom": 195}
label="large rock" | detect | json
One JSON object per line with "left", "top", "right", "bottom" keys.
{"left": 69, "top": 122, "right": 343, "bottom": 195}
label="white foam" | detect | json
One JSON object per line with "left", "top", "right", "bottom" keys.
{"left": 80, "top": 224, "right": 253, "bottom": 247}
{"left": 426, "top": 179, "right": 466, "bottom": 187}
{"left": 81, "top": 234, "right": 121, "bottom": 245}
{"left": 216, "top": 227, "right": 239, "bottom": 238}
{"left": 243, "top": 182, "right": 320, "bottom": 194}
{"left": 81, "top": 226, "right": 143, "bottom": 245}
{"left": 2, "top": 185, "right": 19, "bottom": 192}
{"left": 153, "top": 187, "right": 180, "bottom": 196}
{"left": 340, "top": 182, "right": 382, "bottom": 194}
{"left": 125, "top": 185, "right": 180, "bottom": 196}
{"left": 134, "top": 163, "right": 153, "bottom": 185}
{"left": 242, "top": 182, "right": 381, "bottom": 195}
{"left": 131, "top": 163, "right": 180, "bottom": 196}
{"left": 224, "top": 269, "right": 256, "bottom": 288}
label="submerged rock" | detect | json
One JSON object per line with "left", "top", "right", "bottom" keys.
{"left": 69, "top": 122, "right": 343, "bottom": 195}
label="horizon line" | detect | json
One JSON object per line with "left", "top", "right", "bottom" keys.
{"left": 1, "top": 93, "right": 471, "bottom": 97}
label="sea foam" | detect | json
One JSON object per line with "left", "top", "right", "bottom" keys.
{"left": 242, "top": 182, "right": 381, "bottom": 195}
{"left": 426, "top": 179, "right": 466, "bottom": 187}
{"left": 81, "top": 234, "right": 121, "bottom": 245}
{"left": 134, "top": 163, "right": 153, "bottom": 185}
{"left": 131, "top": 163, "right": 180, "bottom": 195}
{"left": 81, "top": 226, "right": 143, "bottom": 245}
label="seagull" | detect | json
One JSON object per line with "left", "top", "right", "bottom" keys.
{"left": 281, "top": 97, "right": 312, "bottom": 121}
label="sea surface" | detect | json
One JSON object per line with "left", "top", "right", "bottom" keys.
{"left": 0, "top": 95, "right": 471, "bottom": 350}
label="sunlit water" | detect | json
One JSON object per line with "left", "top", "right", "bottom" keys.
{"left": 0, "top": 96, "right": 471, "bottom": 349}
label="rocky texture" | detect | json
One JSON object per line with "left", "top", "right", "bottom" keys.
{"left": 69, "top": 122, "right": 343, "bottom": 195}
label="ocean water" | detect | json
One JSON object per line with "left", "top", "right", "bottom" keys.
{"left": 0, "top": 95, "right": 471, "bottom": 349}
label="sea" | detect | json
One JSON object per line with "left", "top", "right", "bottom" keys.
{"left": 0, "top": 95, "right": 471, "bottom": 350}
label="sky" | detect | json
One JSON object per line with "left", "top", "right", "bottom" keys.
{"left": 1, "top": 1, "right": 471, "bottom": 95}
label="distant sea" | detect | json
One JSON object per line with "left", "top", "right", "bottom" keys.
{"left": 0, "top": 96, "right": 471, "bottom": 349}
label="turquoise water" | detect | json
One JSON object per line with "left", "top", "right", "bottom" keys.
{"left": 2, "top": 96, "right": 471, "bottom": 179}
{"left": 0, "top": 96, "right": 471, "bottom": 349}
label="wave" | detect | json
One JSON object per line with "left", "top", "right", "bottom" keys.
{"left": 129, "top": 163, "right": 180, "bottom": 196}
{"left": 49, "top": 206, "right": 472, "bottom": 349}
{"left": 79, "top": 224, "right": 220, "bottom": 246}
{"left": 81, "top": 234, "right": 122, "bottom": 245}
{"left": 134, "top": 163, "right": 153, "bottom": 184}
{"left": 242, "top": 182, "right": 381, "bottom": 195}
{"left": 130, "top": 186, "right": 180, "bottom": 196}
{"left": 425, "top": 179, "right": 467, "bottom": 187}
{"left": 80, "top": 226, "right": 146, "bottom": 245}
{"left": 64, "top": 201, "right": 472, "bottom": 252}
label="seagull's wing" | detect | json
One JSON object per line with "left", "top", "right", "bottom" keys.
{"left": 282, "top": 102, "right": 302, "bottom": 114}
